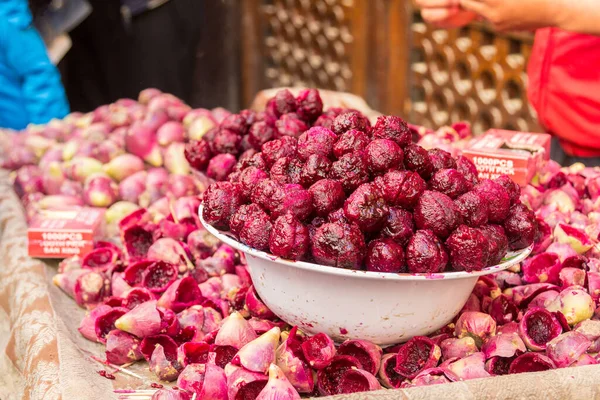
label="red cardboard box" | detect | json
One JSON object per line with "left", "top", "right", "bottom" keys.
{"left": 462, "top": 130, "right": 551, "bottom": 187}
{"left": 27, "top": 207, "right": 105, "bottom": 258}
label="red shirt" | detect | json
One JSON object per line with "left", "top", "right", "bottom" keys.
{"left": 527, "top": 28, "right": 600, "bottom": 157}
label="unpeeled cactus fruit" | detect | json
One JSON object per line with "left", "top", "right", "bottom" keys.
{"left": 545, "top": 288, "right": 596, "bottom": 325}
{"left": 83, "top": 174, "right": 118, "bottom": 207}
{"left": 103, "top": 154, "right": 144, "bottom": 182}
{"left": 126, "top": 122, "right": 163, "bottom": 166}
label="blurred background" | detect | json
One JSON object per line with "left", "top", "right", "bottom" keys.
{"left": 42, "top": 0, "right": 543, "bottom": 135}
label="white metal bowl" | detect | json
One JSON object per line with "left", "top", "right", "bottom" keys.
{"left": 199, "top": 205, "right": 532, "bottom": 346}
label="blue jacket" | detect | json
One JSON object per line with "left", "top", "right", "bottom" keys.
{"left": 0, "top": 0, "right": 70, "bottom": 130}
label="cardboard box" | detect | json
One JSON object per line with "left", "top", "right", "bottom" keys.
{"left": 462, "top": 130, "right": 551, "bottom": 186}
{"left": 27, "top": 207, "right": 105, "bottom": 258}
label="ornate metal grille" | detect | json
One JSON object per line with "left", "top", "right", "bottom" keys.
{"left": 409, "top": 11, "right": 542, "bottom": 133}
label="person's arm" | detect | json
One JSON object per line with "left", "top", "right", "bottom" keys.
{"left": 5, "top": 23, "right": 70, "bottom": 125}
{"left": 460, "top": 0, "right": 600, "bottom": 35}
{"left": 414, "top": 0, "right": 478, "bottom": 28}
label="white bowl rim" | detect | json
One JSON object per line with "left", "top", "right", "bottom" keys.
{"left": 199, "top": 204, "right": 532, "bottom": 282}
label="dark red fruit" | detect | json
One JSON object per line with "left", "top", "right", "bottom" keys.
{"left": 221, "top": 113, "right": 250, "bottom": 136}
{"left": 371, "top": 116, "right": 411, "bottom": 148}
{"left": 429, "top": 169, "right": 469, "bottom": 199}
{"left": 381, "top": 207, "right": 414, "bottom": 245}
{"left": 428, "top": 148, "right": 457, "bottom": 171}
{"left": 329, "top": 151, "right": 370, "bottom": 193}
{"left": 494, "top": 175, "right": 520, "bottom": 205}
{"left": 236, "top": 151, "right": 265, "bottom": 173}
{"left": 414, "top": 191, "right": 460, "bottom": 238}
{"left": 272, "top": 184, "right": 314, "bottom": 221}
{"left": 343, "top": 183, "right": 389, "bottom": 232}
{"left": 455, "top": 191, "right": 488, "bottom": 227}
{"left": 261, "top": 136, "right": 298, "bottom": 167}
{"left": 314, "top": 107, "right": 344, "bottom": 130}
{"left": 365, "top": 139, "right": 403, "bottom": 175}
{"left": 270, "top": 157, "right": 303, "bottom": 185}
{"left": 300, "top": 154, "right": 332, "bottom": 187}
{"left": 405, "top": 230, "right": 448, "bottom": 273}
{"left": 376, "top": 170, "right": 426, "bottom": 210}
{"left": 446, "top": 225, "right": 490, "bottom": 272}
{"left": 230, "top": 204, "right": 268, "bottom": 238}
{"left": 296, "top": 88, "right": 324, "bottom": 122}
{"left": 206, "top": 153, "right": 237, "bottom": 181}
{"left": 275, "top": 113, "right": 308, "bottom": 138}
{"left": 331, "top": 110, "right": 370, "bottom": 135}
{"left": 474, "top": 179, "right": 511, "bottom": 223}
{"left": 333, "top": 129, "right": 370, "bottom": 159}
{"left": 273, "top": 89, "right": 297, "bottom": 116}
{"left": 456, "top": 156, "right": 479, "bottom": 188}
{"left": 211, "top": 129, "right": 241, "bottom": 155}
{"left": 238, "top": 166, "right": 268, "bottom": 200}
{"left": 184, "top": 139, "right": 212, "bottom": 171}
{"left": 309, "top": 179, "right": 345, "bottom": 217}
{"left": 478, "top": 224, "right": 509, "bottom": 265}
{"left": 403, "top": 144, "right": 433, "bottom": 179}
{"left": 503, "top": 203, "right": 537, "bottom": 250}
{"left": 297, "top": 127, "right": 337, "bottom": 161}
{"left": 251, "top": 179, "right": 285, "bottom": 215}
{"left": 239, "top": 206, "right": 272, "bottom": 251}
{"left": 311, "top": 222, "right": 366, "bottom": 269}
{"left": 248, "top": 121, "right": 276, "bottom": 150}
{"left": 366, "top": 238, "right": 405, "bottom": 273}
{"left": 202, "top": 181, "right": 244, "bottom": 229}
{"left": 269, "top": 212, "right": 310, "bottom": 260}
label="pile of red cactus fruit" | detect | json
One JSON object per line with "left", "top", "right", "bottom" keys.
{"left": 5, "top": 88, "right": 229, "bottom": 229}
{"left": 201, "top": 91, "right": 536, "bottom": 273}
{"left": 54, "top": 157, "right": 600, "bottom": 399}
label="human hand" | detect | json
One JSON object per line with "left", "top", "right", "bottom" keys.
{"left": 414, "top": 0, "right": 478, "bottom": 28}
{"left": 459, "top": 0, "right": 561, "bottom": 31}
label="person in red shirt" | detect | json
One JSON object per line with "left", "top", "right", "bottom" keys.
{"left": 416, "top": 0, "right": 600, "bottom": 166}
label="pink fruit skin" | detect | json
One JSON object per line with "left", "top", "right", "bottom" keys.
{"left": 441, "top": 337, "right": 478, "bottom": 361}
{"left": 446, "top": 352, "right": 491, "bottom": 380}
{"left": 302, "top": 333, "right": 337, "bottom": 370}
{"left": 225, "top": 366, "right": 268, "bottom": 399}
{"left": 157, "top": 276, "right": 204, "bottom": 312}
{"left": 518, "top": 307, "right": 563, "bottom": 351}
{"left": 546, "top": 331, "right": 591, "bottom": 368}
{"left": 454, "top": 311, "right": 496, "bottom": 346}
{"left": 232, "top": 327, "right": 280, "bottom": 374}
{"left": 245, "top": 286, "right": 276, "bottom": 320}
{"left": 105, "top": 329, "right": 143, "bottom": 365}
{"left": 378, "top": 353, "right": 405, "bottom": 389}
{"left": 256, "top": 364, "right": 302, "bottom": 400}
{"left": 115, "top": 300, "right": 162, "bottom": 338}
{"left": 275, "top": 334, "right": 314, "bottom": 393}
{"left": 481, "top": 332, "right": 526, "bottom": 359}
{"left": 337, "top": 339, "right": 383, "bottom": 376}
{"left": 73, "top": 271, "right": 110, "bottom": 308}
{"left": 215, "top": 312, "right": 257, "bottom": 348}
{"left": 150, "top": 344, "right": 181, "bottom": 381}
{"left": 78, "top": 305, "right": 112, "bottom": 342}
{"left": 521, "top": 253, "right": 562, "bottom": 285}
